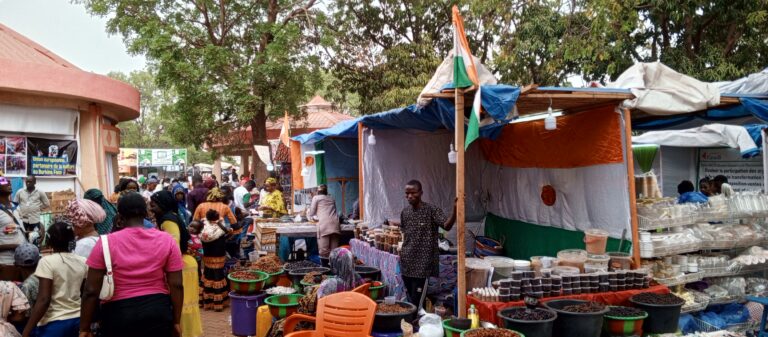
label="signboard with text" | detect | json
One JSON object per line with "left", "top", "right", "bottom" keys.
{"left": 134, "top": 148, "right": 187, "bottom": 168}
{"left": 699, "top": 148, "right": 763, "bottom": 192}
{"left": 26, "top": 138, "right": 78, "bottom": 176}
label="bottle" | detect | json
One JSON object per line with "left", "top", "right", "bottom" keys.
{"left": 468, "top": 304, "right": 480, "bottom": 329}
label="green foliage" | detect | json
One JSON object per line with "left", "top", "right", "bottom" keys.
{"left": 78, "top": 0, "right": 322, "bottom": 154}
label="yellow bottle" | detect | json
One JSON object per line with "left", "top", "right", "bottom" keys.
{"left": 468, "top": 304, "right": 480, "bottom": 329}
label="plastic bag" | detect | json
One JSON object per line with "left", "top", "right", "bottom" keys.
{"left": 417, "top": 314, "right": 443, "bottom": 337}
{"left": 717, "top": 303, "right": 750, "bottom": 324}
{"left": 678, "top": 314, "right": 697, "bottom": 334}
{"left": 700, "top": 311, "right": 727, "bottom": 329}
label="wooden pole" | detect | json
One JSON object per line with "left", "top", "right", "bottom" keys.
{"left": 622, "top": 108, "right": 642, "bottom": 267}
{"left": 358, "top": 122, "right": 365, "bottom": 221}
{"left": 455, "top": 89, "right": 467, "bottom": 318}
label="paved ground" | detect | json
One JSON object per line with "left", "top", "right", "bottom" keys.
{"left": 201, "top": 308, "right": 236, "bottom": 337}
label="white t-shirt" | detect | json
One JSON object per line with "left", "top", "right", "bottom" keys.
{"left": 34, "top": 253, "right": 87, "bottom": 325}
{"left": 74, "top": 236, "right": 99, "bottom": 259}
{"left": 233, "top": 186, "right": 250, "bottom": 210}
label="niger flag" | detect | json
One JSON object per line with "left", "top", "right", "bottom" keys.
{"left": 279, "top": 112, "right": 291, "bottom": 147}
{"left": 452, "top": 6, "right": 481, "bottom": 149}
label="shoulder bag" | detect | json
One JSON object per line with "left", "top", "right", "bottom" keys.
{"left": 99, "top": 235, "right": 114, "bottom": 300}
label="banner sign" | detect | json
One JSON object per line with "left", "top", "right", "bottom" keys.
{"left": 136, "top": 148, "right": 187, "bottom": 167}
{"left": 699, "top": 148, "right": 764, "bottom": 192}
{"left": 0, "top": 136, "right": 28, "bottom": 176}
{"left": 27, "top": 137, "right": 78, "bottom": 176}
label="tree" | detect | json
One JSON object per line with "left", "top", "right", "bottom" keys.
{"left": 109, "top": 70, "right": 175, "bottom": 148}
{"left": 79, "top": 0, "right": 321, "bottom": 182}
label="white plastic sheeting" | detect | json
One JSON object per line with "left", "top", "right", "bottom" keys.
{"left": 417, "top": 52, "right": 497, "bottom": 108}
{"left": 483, "top": 164, "right": 631, "bottom": 238}
{"left": 716, "top": 68, "right": 768, "bottom": 96}
{"left": 632, "top": 124, "right": 758, "bottom": 156}
{"left": 0, "top": 104, "right": 77, "bottom": 136}
{"left": 362, "top": 129, "right": 488, "bottom": 226}
{"left": 608, "top": 62, "right": 720, "bottom": 115}
{"left": 362, "top": 128, "right": 632, "bottom": 238}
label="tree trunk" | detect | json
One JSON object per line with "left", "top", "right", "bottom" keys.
{"left": 250, "top": 107, "right": 269, "bottom": 184}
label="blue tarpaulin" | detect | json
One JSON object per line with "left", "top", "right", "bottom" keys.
{"left": 634, "top": 98, "right": 768, "bottom": 130}
{"left": 294, "top": 85, "right": 521, "bottom": 144}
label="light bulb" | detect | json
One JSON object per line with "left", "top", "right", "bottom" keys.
{"left": 267, "top": 164, "right": 274, "bottom": 171}
{"left": 301, "top": 167, "right": 310, "bottom": 177}
{"left": 544, "top": 107, "right": 557, "bottom": 130}
{"left": 448, "top": 144, "right": 457, "bottom": 164}
{"left": 368, "top": 129, "right": 377, "bottom": 145}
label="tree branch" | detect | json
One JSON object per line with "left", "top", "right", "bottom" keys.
{"left": 282, "top": 0, "right": 317, "bottom": 25}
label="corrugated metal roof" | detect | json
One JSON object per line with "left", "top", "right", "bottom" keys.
{"left": 0, "top": 23, "right": 78, "bottom": 68}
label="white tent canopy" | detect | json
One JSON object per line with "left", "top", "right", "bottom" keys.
{"left": 715, "top": 68, "right": 768, "bottom": 96}
{"left": 632, "top": 123, "right": 759, "bottom": 156}
{"left": 608, "top": 62, "right": 721, "bottom": 115}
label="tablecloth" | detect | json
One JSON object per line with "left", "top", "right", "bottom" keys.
{"left": 470, "top": 284, "right": 671, "bottom": 325}
{"left": 350, "top": 239, "right": 407, "bottom": 300}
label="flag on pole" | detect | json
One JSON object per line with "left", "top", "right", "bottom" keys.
{"left": 452, "top": 6, "right": 478, "bottom": 89}
{"left": 453, "top": 5, "right": 481, "bottom": 149}
{"left": 279, "top": 112, "right": 291, "bottom": 147}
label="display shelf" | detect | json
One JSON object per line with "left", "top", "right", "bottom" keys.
{"left": 706, "top": 295, "right": 742, "bottom": 306}
{"left": 692, "top": 317, "right": 758, "bottom": 333}
{"left": 681, "top": 301, "right": 708, "bottom": 314}
{"left": 643, "top": 243, "right": 701, "bottom": 257}
{"left": 655, "top": 272, "right": 704, "bottom": 287}
{"left": 638, "top": 212, "right": 766, "bottom": 231}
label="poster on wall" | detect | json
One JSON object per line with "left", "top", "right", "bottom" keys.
{"left": 27, "top": 138, "right": 78, "bottom": 176}
{"left": 172, "top": 149, "right": 187, "bottom": 166}
{"left": 118, "top": 148, "right": 138, "bottom": 173}
{"left": 0, "top": 136, "right": 28, "bottom": 176}
{"left": 151, "top": 149, "right": 173, "bottom": 166}
{"left": 699, "top": 148, "right": 764, "bottom": 192}
{"left": 138, "top": 149, "right": 153, "bottom": 167}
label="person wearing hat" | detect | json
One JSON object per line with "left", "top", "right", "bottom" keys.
{"left": 142, "top": 178, "right": 159, "bottom": 200}
{"left": 15, "top": 243, "right": 40, "bottom": 316}
{"left": 65, "top": 199, "right": 107, "bottom": 259}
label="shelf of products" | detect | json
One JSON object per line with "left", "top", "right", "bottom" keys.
{"left": 637, "top": 193, "right": 768, "bottom": 231}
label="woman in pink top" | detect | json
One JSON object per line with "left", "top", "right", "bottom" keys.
{"left": 78, "top": 192, "right": 184, "bottom": 337}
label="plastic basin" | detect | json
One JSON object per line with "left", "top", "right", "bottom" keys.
{"left": 544, "top": 299, "right": 608, "bottom": 337}
{"left": 373, "top": 301, "right": 417, "bottom": 332}
{"left": 288, "top": 267, "right": 330, "bottom": 289}
{"left": 443, "top": 319, "right": 470, "bottom": 337}
{"left": 498, "top": 307, "right": 557, "bottom": 337}
{"left": 259, "top": 269, "right": 284, "bottom": 287}
{"left": 227, "top": 270, "right": 268, "bottom": 295}
{"left": 603, "top": 307, "right": 648, "bottom": 337}
{"left": 460, "top": 328, "right": 526, "bottom": 337}
{"left": 369, "top": 281, "right": 386, "bottom": 300}
{"left": 355, "top": 265, "right": 382, "bottom": 282}
{"left": 629, "top": 295, "right": 683, "bottom": 334}
{"left": 264, "top": 294, "right": 303, "bottom": 319}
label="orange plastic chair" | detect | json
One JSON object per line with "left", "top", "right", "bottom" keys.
{"left": 283, "top": 291, "right": 377, "bottom": 337}
{"left": 351, "top": 283, "right": 371, "bottom": 297}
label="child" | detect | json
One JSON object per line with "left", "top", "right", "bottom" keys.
{"left": 187, "top": 221, "right": 204, "bottom": 262}
{"left": 200, "top": 210, "right": 230, "bottom": 311}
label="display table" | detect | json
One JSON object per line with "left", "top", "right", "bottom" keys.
{"left": 469, "top": 284, "right": 670, "bottom": 325}
{"left": 251, "top": 219, "right": 355, "bottom": 261}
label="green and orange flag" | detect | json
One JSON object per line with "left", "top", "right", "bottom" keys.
{"left": 452, "top": 6, "right": 481, "bottom": 149}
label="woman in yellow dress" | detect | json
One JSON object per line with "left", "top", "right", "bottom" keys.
{"left": 151, "top": 191, "right": 203, "bottom": 337}
{"left": 258, "top": 178, "right": 287, "bottom": 218}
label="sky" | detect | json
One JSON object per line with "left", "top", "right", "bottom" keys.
{"left": 0, "top": 0, "right": 146, "bottom": 75}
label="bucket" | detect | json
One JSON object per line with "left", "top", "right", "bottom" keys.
{"left": 369, "top": 281, "right": 387, "bottom": 300}
{"left": 442, "top": 319, "right": 470, "bottom": 337}
{"left": 497, "top": 307, "right": 557, "bottom": 337}
{"left": 584, "top": 229, "right": 609, "bottom": 254}
{"left": 355, "top": 265, "right": 382, "bottom": 282}
{"left": 544, "top": 299, "right": 608, "bottom": 337}
{"left": 602, "top": 307, "right": 648, "bottom": 337}
{"left": 556, "top": 249, "right": 588, "bottom": 272}
{"left": 465, "top": 258, "right": 493, "bottom": 289}
{"left": 629, "top": 295, "right": 683, "bottom": 334}
{"left": 229, "top": 291, "right": 268, "bottom": 337}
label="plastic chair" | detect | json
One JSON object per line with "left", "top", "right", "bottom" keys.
{"left": 352, "top": 283, "right": 371, "bottom": 297}
{"left": 747, "top": 296, "right": 768, "bottom": 337}
{"left": 284, "top": 291, "right": 377, "bottom": 337}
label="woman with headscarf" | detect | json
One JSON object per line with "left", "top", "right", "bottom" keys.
{"left": 265, "top": 247, "right": 364, "bottom": 337}
{"left": 192, "top": 188, "right": 237, "bottom": 225}
{"left": 199, "top": 209, "right": 230, "bottom": 312}
{"left": 172, "top": 183, "right": 191, "bottom": 227}
{"left": 65, "top": 199, "right": 106, "bottom": 259}
{"left": 150, "top": 191, "right": 202, "bottom": 337}
{"left": 258, "top": 178, "right": 286, "bottom": 218}
{"left": 83, "top": 189, "right": 117, "bottom": 235}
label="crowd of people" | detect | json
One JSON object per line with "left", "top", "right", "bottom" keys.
{"left": 677, "top": 174, "right": 735, "bottom": 204}
{"left": 0, "top": 173, "right": 298, "bottom": 337}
